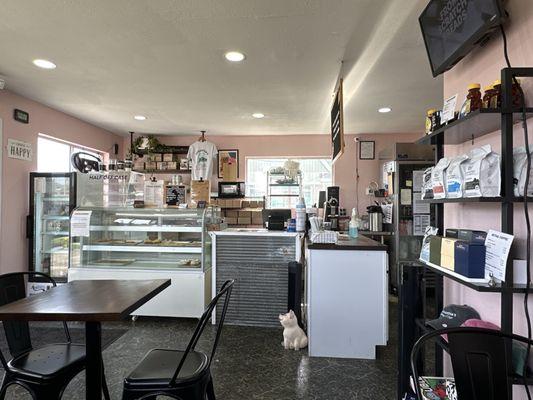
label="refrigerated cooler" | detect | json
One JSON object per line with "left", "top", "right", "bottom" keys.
{"left": 28, "top": 173, "right": 76, "bottom": 282}
{"left": 378, "top": 143, "right": 435, "bottom": 293}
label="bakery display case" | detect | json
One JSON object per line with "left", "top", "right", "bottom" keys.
{"left": 68, "top": 206, "right": 221, "bottom": 318}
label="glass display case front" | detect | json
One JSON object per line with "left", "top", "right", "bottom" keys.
{"left": 70, "top": 207, "right": 220, "bottom": 272}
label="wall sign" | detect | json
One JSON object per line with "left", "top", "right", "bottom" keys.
{"left": 7, "top": 139, "right": 32, "bottom": 161}
{"left": 13, "top": 109, "right": 29, "bottom": 124}
{"left": 331, "top": 79, "right": 345, "bottom": 163}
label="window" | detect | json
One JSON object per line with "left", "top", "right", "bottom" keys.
{"left": 37, "top": 135, "right": 103, "bottom": 173}
{"left": 246, "top": 158, "right": 333, "bottom": 207}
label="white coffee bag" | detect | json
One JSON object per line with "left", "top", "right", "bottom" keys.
{"left": 446, "top": 154, "right": 469, "bottom": 198}
{"left": 462, "top": 145, "right": 501, "bottom": 197}
{"left": 513, "top": 146, "right": 533, "bottom": 197}
{"left": 421, "top": 167, "right": 434, "bottom": 200}
{"left": 432, "top": 158, "right": 450, "bottom": 199}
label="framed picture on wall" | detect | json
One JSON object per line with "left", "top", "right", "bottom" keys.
{"left": 218, "top": 149, "right": 239, "bottom": 180}
{"left": 359, "top": 141, "right": 375, "bottom": 160}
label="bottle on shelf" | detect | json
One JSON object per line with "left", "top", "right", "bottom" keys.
{"left": 296, "top": 197, "right": 306, "bottom": 232}
{"left": 349, "top": 208, "right": 359, "bottom": 239}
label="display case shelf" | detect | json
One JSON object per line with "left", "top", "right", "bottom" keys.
{"left": 42, "top": 231, "right": 69, "bottom": 236}
{"left": 42, "top": 215, "right": 70, "bottom": 220}
{"left": 416, "top": 108, "right": 533, "bottom": 146}
{"left": 89, "top": 225, "right": 202, "bottom": 233}
{"left": 82, "top": 244, "right": 202, "bottom": 254}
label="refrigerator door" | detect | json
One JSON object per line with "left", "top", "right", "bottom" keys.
{"left": 29, "top": 173, "right": 76, "bottom": 281}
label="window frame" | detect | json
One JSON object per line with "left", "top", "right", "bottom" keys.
{"left": 37, "top": 134, "right": 106, "bottom": 173}
{"left": 244, "top": 156, "right": 333, "bottom": 207}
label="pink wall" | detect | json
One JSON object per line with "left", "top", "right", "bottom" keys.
{"left": 128, "top": 132, "right": 420, "bottom": 212}
{"left": 440, "top": 0, "right": 533, "bottom": 395}
{"left": 0, "top": 90, "right": 123, "bottom": 274}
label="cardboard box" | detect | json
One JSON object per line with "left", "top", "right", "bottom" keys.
{"left": 429, "top": 236, "right": 442, "bottom": 266}
{"left": 257, "top": 200, "right": 265, "bottom": 208}
{"left": 242, "top": 200, "right": 250, "bottom": 208}
{"left": 149, "top": 154, "right": 163, "bottom": 162}
{"left": 251, "top": 210, "right": 263, "bottom": 225}
{"left": 441, "top": 237, "right": 459, "bottom": 270}
{"left": 145, "top": 161, "right": 157, "bottom": 170}
{"left": 249, "top": 200, "right": 259, "bottom": 208}
{"left": 441, "top": 255, "right": 455, "bottom": 270}
{"left": 454, "top": 241, "right": 486, "bottom": 278}
{"left": 238, "top": 210, "right": 252, "bottom": 218}
{"left": 157, "top": 162, "right": 166, "bottom": 170}
{"left": 445, "top": 228, "right": 459, "bottom": 238}
{"left": 225, "top": 217, "right": 238, "bottom": 225}
{"left": 458, "top": 229, "right": 487, "bottom": 245}
{"left": 226, "top": 210, "right": 239, "bottom": 218}
{"left": 238, "top": 217, "right": 252, "bottom": 225}
{"left": 163, "top": 153, "right": 174, "bottom": 162}
{"left": 167, "top": 161, "right": 177, "bottom": 170}
{"left": 232, "top": 199, "right": 242, "bottom": 208}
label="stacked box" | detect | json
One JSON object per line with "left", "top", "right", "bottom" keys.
{"left": 157, "top": 162, "right": 166, "bottom": 170}
{"left": 242, "top": 200, "right": 250, "bottom": 208}
{"left": 225, "top": 217, "right": 238, "bottom": 225}
{"left": 251, "top": 210, "right": 263, "bottom": 225}
{"left": 163, "top": 153, "right": 174, "bottom": 162}
{"left": 145, "top": 161, "right": 157, "bottom": 170}
{"left": 226, "top": 210, "right": 239, "bottom": 218}
{"left": 429, "top": 236, "right": 442, "bottom": 266}
{"left": 441, "top": 238, "right": 459, "bottom": 270}
{"left": 238, "top": 210, "right": 252, "bottom": 218}
{"left": 458, "top": 229, "right": 487, "bottom": 245}
{"left": 454, "top": 241, "right": 486, "bottom": 278}
{"left": 167, "top": 161, "right": 177, "bottom": 170}
{"left": 249, "top": 200, "right": 259, "bottom": 208}
{"left": 232, "top": 199, "right": 242, "bottom": 208}
{"left": 148, "top": 154, "right": 163, "bottom": 162}
{"left": 445, "top": 228, "right": 459, "bottom": 238}
{"left": 238, "top": 217, "right": 252, "bottom": 225}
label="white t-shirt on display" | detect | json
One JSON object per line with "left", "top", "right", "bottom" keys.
{"left": 187, "top": 141, "right": 218, "bottom": 181}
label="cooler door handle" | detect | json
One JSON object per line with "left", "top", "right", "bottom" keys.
{"left": 26, "top": 215, "right": 33, "bottom": 239}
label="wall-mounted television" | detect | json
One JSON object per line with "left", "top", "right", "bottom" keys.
{"left": 419, "top": 0, "right": 506, "bottom": 77}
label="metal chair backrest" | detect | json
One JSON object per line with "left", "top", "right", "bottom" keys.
{"left": 0, "top": 273, "right": 32, "bottom": 358}
{"left": 0, "top": 272, "right": 70, "bottom": 361}
{"left": 170, "top": 279, "right": 235, "bottom": 385}
{"left": 410, "top": 327, "right": 532, "bottom": 400}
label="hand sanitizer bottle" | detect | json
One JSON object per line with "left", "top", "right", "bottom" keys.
{"left": 349, "top": 208, "right": 359, "bottom": 238}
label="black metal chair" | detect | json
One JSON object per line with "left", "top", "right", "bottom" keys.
{"left": 411, "top": 326, "right": 533, "bottom": 400}
{"left": 0, "top": 272, "right": 110, "bottom": 400}
{"left": 122, "top": 279, "right": 235, "bottom": 400}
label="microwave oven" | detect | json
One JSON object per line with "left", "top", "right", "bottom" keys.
{"left": 218, "top": 182, "right": 245, "bottom": 198}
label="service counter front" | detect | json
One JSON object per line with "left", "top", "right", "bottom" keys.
{"left": 306, "top": 235, "right": 389, "bottom": 359}
{"left": 211, "top": 229, "right": 303, "bottom": 327}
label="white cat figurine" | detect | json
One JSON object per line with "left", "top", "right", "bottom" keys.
{"left": 279, "top": 310, "right": 308, "bottom": 351}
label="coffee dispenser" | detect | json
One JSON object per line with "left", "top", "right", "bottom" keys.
{"left": 323, "top": 186, "right": 340, "bottom": 231}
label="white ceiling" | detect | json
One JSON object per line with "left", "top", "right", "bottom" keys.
{"left": 0, "top": 0, "right": 442, "bottom": 136}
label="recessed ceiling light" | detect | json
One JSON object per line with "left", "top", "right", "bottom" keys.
{"left": 33, "top": 59, "right": 57, "bottom": 69}
{"left": 252, "top": 113, "right": 265, "bottom": 119}
{"left": 225, "top": 51, "right": 246, "bottom": 62}
{"left": 378, "top": 107, "right": 392, "bottom": 113}
{"left": 133, "top": 115, "right": 147, "bottom": 121}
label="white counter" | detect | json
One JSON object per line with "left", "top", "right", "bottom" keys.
{"left": 306, "top": 236, "right": 389, "bottom": 359}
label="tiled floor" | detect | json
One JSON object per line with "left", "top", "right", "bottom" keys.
{"left": 2, "top": 303, "right": 398, "bottom": 400}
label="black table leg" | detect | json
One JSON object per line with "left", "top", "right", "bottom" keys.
{"left": 85, "top": 321, "right": 102, "bottom": 400}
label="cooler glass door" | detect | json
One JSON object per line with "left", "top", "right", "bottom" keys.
{"left": 29, "top": 173, "right": 75, "bottom": 281}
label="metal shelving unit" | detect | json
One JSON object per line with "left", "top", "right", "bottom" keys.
{"left": 398, "top": 67, "right": 533, "bottom": 399}
{"left": 265, "top": 171, "right": 303, "bottom": 209}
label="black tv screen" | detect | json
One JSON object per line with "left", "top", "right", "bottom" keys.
{"left": 419, "top": 0, "right": 506, "bottom": 77}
